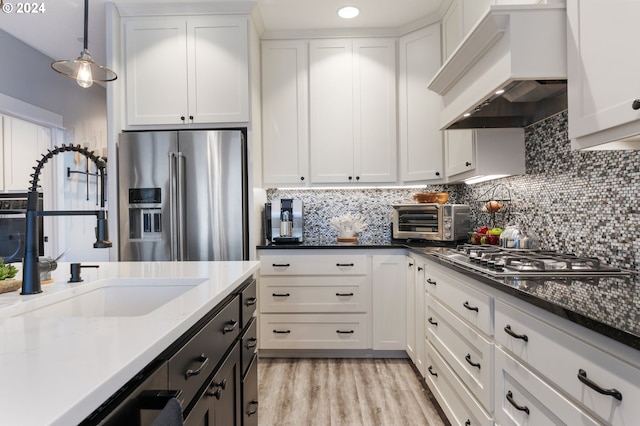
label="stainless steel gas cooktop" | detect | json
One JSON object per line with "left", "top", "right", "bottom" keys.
{"left": 434, "top": 244, "right": 631, "bottom": 277}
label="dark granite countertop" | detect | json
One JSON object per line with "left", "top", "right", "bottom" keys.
{"left": 258, "top": 241, "right": 640, "bottom": 352}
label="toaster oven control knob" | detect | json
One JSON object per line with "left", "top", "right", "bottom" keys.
{"left": 444, "top": 224, "right": 451, "bottom": 230}
{"left": 444, "top": 232, "right": 451, "bottom": 239}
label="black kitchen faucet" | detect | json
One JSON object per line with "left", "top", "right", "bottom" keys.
{"left": 21, "top": 145, "right": 111, "bottom": 295}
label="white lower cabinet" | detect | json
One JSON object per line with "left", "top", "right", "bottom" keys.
{"left": 494, "top": 347, "right": 600, "bottom": 426}
{"left": 425, "top": 341, "right": 493, "bottom": 426}
{"left": 257, "top": 250, "right": 405, "bottom": 353}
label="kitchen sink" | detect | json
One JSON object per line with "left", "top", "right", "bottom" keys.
{"left": 14, "top": 277, "right": 207, "bottom": 318}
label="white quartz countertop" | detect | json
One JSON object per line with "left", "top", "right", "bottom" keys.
{"left": 0, "top": 260, "right": 260, "bottom": 426}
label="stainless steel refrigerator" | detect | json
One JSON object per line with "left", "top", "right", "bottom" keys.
{"left": 117, "top": 130, "right": 247, "bottom": 261}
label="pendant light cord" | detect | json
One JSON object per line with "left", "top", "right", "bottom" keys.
{"left": 83, "top": 0, "right": 89, "bottom": 51}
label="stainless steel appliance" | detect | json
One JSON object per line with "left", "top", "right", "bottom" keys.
{"left": 264, "top": 198, "right": 303, "bottom": 244}
{"left": 392, "top": 204, "right": 470, "bottom": 242}
{"left": 0, "top": 192, "right": 44, "bottom": 263}
{"left": 434, "top": 245, "right": 630, "bottom": 278}
{"left": 118, "top": 130, "right": 248, "bottom": 261}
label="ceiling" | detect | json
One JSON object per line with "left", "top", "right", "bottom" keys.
{"left": 0, "top": 0, "right": 446, "bottom": 69}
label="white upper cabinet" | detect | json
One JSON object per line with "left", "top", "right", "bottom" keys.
{"left": 310, "top": 38, "right": 397, "bottom": 184}
{"left": 398, "top": 24, "right": 444, "bottom": 183}
{"left": 261, "top": 40, "right": 309, "bottom": 186}
{"left": 123, "top": 15, "right": 249, "bottom": 127}
{"left": 445, "top": 128, "right": 525, "bottom": 183}
{"left": 567, "top": 0, "right": 640, "bottom": 149}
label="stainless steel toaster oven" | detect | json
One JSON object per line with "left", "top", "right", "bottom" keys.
{"left": 392, "top": 204, "right": 470, "bottom": 242}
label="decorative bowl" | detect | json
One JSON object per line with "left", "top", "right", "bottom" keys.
{"left": 413, "top": 192, "right": 449, "bottom": 204}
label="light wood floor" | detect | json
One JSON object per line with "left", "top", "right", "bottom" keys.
{"left": 257, "top": 358, "right": 449, "bottom": 426}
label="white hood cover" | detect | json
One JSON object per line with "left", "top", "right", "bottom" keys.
{"left": 428, "top": 4, "right": 567, "bottom": 130}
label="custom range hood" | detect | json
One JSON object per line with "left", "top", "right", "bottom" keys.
{"left": 428, "top": 4, "right": 567, "bottom": 130}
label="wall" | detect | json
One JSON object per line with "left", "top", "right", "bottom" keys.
{"left": 267, "top": 111, "right": 639, "bottom": 271}
{"left": 0, "top": 29, "right": 109, "bottom": 262}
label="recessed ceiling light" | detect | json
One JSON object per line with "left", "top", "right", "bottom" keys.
{"left": 338, "top": 6, "right": 360, "bottom": 19}
{"left": 463, "top": 112, "right": 471, "bottom": 117}
{"left": 495, "top": 89, "right": 505, "bottom": 95}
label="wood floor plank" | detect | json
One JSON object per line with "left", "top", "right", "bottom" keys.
{"left": 258, "top": 358, "right": 449, "bottom": 426}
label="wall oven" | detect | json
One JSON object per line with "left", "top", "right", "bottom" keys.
{"left": 0, "top": 192, "right": 44, "bottom": 263}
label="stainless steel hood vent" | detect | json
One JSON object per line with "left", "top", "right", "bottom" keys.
{"left": 428, "top": 4, "right": 567, "bottom": 130}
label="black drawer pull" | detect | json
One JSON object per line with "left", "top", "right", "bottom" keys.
{"left": 336, "top": 263, "right": 355, "bottom": 267}
{"left": 272, "top": 263, "right": 290, "bottom": 267}
{"left": 504, "top": 325, "right": 528, "bottom": 342}
{"left": 245, "top": 297, "right": 257, "bottom": 306}
{"left": 273, "top": 329, "right": 291, "bottom": 334}
{"left": 336, "top": 330, "right": 355, "bottom": 334}
{"left": 247, "top": 400, "right": 258, "bottom": 416}
{"left": 506, "top": 390, "right": 530, "bottom": 415}
{"left": 465, "top": 354, "right": 481, "bottom": 369}
{"left": 245, "top": 337, "right": 257, "bottom": 349}
{"left": 185, "top": 353, "right": 209, "bottom": 379}
{"left": 272, "top": 293, "right": 290, "bottom": 297}
{"left": 418, "top": 266, "right": 423, "bottom": 271}
{"left": 222, "top": 319, "right": 238, "bottom": 334}
{"left": 463, "top": 301, "right": 479, "bottom": 312}
{"left": 408, "top": 262, "right": 414, "bottom": 267}
{"left": 465, "top": 420, "right": 471, "bottom": 426}
{"left": 213, "top": 379, "right": 227, "bottom": 390}
{"left": 577, "top": 369, "right": 623, "bottom": 401}
{"left": 336, "top": 292, "right": 354, "bottom": 297}
{"left": 427, "top": 365, "right": 438, "bottom": 377}
{"left": 426, "top": 278, "right": 437, "bottom": 286}
{"left": 207, "top": 379, "right": 227, "bottom": 400}
{"left": 428, "top": 317, "right": 438, "bottom": 326}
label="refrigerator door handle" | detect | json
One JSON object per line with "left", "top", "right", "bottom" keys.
{"left": 169, "top": 152, "right": 178, "bottom": 261}
{"left": 176, "top": 151, "right": 186, "bottom": 261}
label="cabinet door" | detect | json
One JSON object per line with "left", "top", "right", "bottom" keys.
{"left": 187, "top": 16, "right": 249, "bottom": 123}
{"left": 405, "top": 257, "right": 416, "bottom": 363}
{"left": 371, "top": 255, "right": 406, "bottom": 350}
{"left": 399, "top": 25, "right": 444, "bottom": 182}
{"left": 353, "top": 39, "right": 397, "bottom": 183}
{"left": 124, "top": 18, "right": 189, "bottom": 126}
{"left": 567, "top": 0, "right": 640, "bottom": 149}
{"left": 261, "top": 40, "right": 309, "bottom": 185}
{"left": 2, "top": 116, "right": 51, "bottom": 191}
{"left": 414, "top": 263, "right": 426, "bottom": 375}
{"left": 445, "top": 129, "right": 474, "bottom": 178}
{"left": 441, "top": 0, "right": 463, "bottom": 61}
{"left": 309, "top": 39, "right": 354, "bottom": 183}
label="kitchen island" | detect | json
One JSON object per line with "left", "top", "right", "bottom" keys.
{"left": 0, "top": 260, "right": 260, "bottom": 426}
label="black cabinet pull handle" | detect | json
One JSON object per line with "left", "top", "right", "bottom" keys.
{"left": 428, "top": 366, "right": 438, "bottom": 377}
{"left": 272, "top": 292, "right": 290, "bottom": 297}
{"left": 245, "top": 297, "right": 257, "bottom": 306}
{"left": 273, "top": 329, "right": 291, "bottom": 334}
{"left": 336, "top": 330, "right": 355, "bottom": 334}
{"left": 408, "top": 262, "right": 414, "bottom": 267}
{"left": 300, "top": 176, "right": 305, "bottom": 181}
{"left": 180, "top": 116, "right": 186, "bottom": 121}
{"left": 465, "top": 354, "right": 481, "bottom": 369}
{"left": 189, "top": 115, "right": 194, "bottom": 120}
{"left": 504, "top": 325, "right": 528, "bottom": 342}
{"left": 336, "top": 292, "right": 354, "bottom": 297}
{"left": 465, "top": 161, "right": 472, "bottom": 167}
{"left": 222, "top": 319, "right": 238, "bottom": 334}
{"left": 428, "top": 317, "right": 438, "bottom": 326}
{"left": 426, "top": 278, "right": 436, "bottom": 286}
{"left": 435, "top": 171, "right": 440, "bottom": 176}
{"left": 506, "top": 391, "right": 530, "bottom": 415}
{"left": 336, "top": 263, "right": 355, "bottom": 267}
{"left": 247, "top": 400, "right": 258, "bottom": 416}
{"left": 418, "top": 266, "right": 423, "bottom": 271}
{"left": 185, "top": 353, "right": 209, "bottom": 379}
{"left": 633, "top": 99, "right": 640, "bottom": 110}
{"left": 213, "top": 379, "right": 227, "bottom": 390}
{"left": 272, "top": 263, "right": 290, "bottom": 267}
{"left": 577, "top": 369, "right": 623, "bottom": 401}
{"left": 463, "top": 301, "right": 479, "bottom": 312}
{"left": 207, "top": 379, "right": 226, "bottom": 400}
{"left": 246, "top": 337, "right": 257, "bottom": 349}
{"left": 465, "top": 420, "right": 470, "bottom": 426}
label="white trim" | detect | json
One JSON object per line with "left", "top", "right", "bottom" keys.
{"left": 0, "top": 93, "right": 64, "bottom": 129}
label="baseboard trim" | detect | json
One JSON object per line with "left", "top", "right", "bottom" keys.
{"left": 258, "top": 349, "right": 408, "bottom": 359}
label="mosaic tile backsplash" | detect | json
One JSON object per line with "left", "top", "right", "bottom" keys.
{"left": 267, "top": 111, "right": 640, "bottom": 271}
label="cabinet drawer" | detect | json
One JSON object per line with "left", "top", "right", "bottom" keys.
{"left": 424, "top": 341, "right": 493, "bottom": 426}
{"left": 424, "top": 264, "right": 493, "bottom": 336}
{"left": 260, "top": 275, "right": 368, "bottom": 313}
{"left": 240, "top": 278, "right": 257, "bottom": 328}
{"left": 242, "top": 354, "right": 259, "bottom": 426}
{"left": 168, "top": 295, "right": 240, "bottom": 408}
{"left": 494, "top": 347, "right": 600, "bottom": 426}
{"left": 259, "top": 313, "right": 369, "bottom": 350}
{"left": 260, "top": 254, "right": 368, "bottom": 275}
{"left": 241, "top": 317, "right": 257, "bottom": 376}
{"left": 426, "top": 294, "right": 493, "bottom": 412}
{"left": 496, "top": 300, "right": 640, "bottom": 425}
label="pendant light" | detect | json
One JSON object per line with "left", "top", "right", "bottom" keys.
{"left": 51, "top": 0, "right": 117, "bottom": 88}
